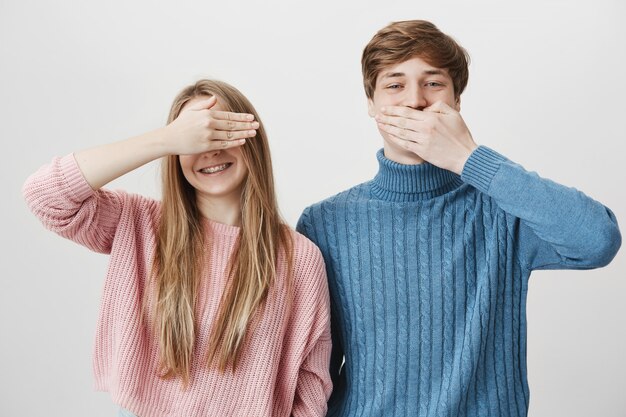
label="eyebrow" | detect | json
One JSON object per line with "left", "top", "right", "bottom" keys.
{"left": 381, "top": 69, "right": 447, "bottom": 79}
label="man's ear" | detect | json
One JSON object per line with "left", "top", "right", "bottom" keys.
{"left": 367, "top": 98, "right": 376, "bottom": 117}
{"left": 455, "top": 96, "right": 461, "bottom": 112}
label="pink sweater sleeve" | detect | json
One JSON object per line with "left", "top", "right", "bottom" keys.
{"left": 22, "top": 154, "right": 125, "bottom": 254}
{"left": 292, "top": 323, "right": 332, "bottom": 417}
{"left": 290, "top": 244, "right": 333, "bottom": 417}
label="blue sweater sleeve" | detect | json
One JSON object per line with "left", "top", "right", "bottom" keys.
{"left": 461, "top": 146, "right": 621, "bottom": 271}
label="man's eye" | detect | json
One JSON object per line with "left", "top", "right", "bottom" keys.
{"left": 426, "top": 82, "right": 443, "bottom": 87}
{"left": 386, "top": 84, "right": 402, "bottom": 89}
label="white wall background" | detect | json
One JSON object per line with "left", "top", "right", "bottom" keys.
{"left": 1, "top": 1, "right": 625, "bottom": 416}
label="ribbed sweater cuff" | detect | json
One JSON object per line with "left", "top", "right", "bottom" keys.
{"left": 461, "top": 146, "right": 508, "bottom": 193}
{"left": 61, "top": 153, "right": 96, "bottom": 202}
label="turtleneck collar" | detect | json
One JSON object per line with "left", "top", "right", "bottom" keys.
{"left": 370, "top": 149, "right": 463, "bottom": 202}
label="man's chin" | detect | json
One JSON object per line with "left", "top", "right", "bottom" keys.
{"left": 382, "top": 140, "right": 426, "bottom": 165}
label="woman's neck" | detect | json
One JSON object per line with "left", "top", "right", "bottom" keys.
{"left": 195, "top": 193, "right": 242, "bottom": 226}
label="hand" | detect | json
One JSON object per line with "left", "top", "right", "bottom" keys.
{"left": 375, "top": 101, "right": 478, "bottom": 174}
{"left": 164, "top": 95, "right": 258, "bottom": 155}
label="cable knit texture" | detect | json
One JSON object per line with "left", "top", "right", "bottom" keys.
{"left": 297, "top": 147, "right": 621, "bottom": 417}
{"left": 23, "top": 154, "right": 333, "bottom": 417}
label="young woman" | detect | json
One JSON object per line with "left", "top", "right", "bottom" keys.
{"left": 23, "top": 80, "right": 332, "bottom": 417}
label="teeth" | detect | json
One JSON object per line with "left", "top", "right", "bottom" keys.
{"left": 200, "top": 163, "right": 230, "bottom": 174}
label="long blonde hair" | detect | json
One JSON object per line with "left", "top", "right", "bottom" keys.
{"left": 151, "top": 80, "right": 292, "bottom": 384}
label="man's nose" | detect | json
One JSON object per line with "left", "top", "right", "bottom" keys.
{"left": 402, "top": 87, "right": 426, "bottom": 110}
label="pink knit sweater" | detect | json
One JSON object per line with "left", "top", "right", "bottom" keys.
{"left": 23, "top": 155, "right": 332, "bottom": 417}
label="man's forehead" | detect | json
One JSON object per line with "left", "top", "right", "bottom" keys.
{"left": 378, "top": 58, "right": 449, "bottom": 80}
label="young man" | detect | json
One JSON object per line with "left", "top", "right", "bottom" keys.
{"left": 296, "top": 20, "right": 621, "bottom": 417}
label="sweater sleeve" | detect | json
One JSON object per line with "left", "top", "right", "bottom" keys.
{"left": 290, "top": 232, "right": 333, "bottom": 417}
{"left": 291, "top": 315, "right": 332, "bottom": 417}
{"left": 461, "top": 146, "right": 621, "bottom": 271}
{"left": 296, "top": 210, "right": 345, "bottom": 409}
{"left": 22, "top": 154, "right": 125, "bottom": 254}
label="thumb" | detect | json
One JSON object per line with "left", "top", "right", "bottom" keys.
{"left": 187, "top": 95, "right": 218, "bottom": 111}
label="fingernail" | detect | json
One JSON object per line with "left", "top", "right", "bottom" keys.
{"left": 246, "top": 114, "right": 254, "bottom": 121}
{"left": 252, "top": 122, "right": 259, "bottom": 128}
{"left": 248, "top": 130, "right": 256, "bottom": 136}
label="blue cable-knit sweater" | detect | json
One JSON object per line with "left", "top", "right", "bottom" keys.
{"left": 296, "top": 146, "right": 621, "bottom": 417}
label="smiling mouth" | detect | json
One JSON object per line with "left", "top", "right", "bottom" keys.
{"left": 198, "top": 163, "right": 232, "bottom": 174}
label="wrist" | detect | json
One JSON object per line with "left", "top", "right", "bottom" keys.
{"left": 453, "top": 143, "right": 478, "bottom": 175}
{"left": 146, "top": 126, "right": 176, "bottom": 157}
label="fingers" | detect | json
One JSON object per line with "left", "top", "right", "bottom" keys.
{"left": 375, "top": 113, "right": 421, "bottom": 133}
{"left": 203, "top": 109, "right": 258, "bottom": 141}
{"left": 377, "top": 121, "right": 422, "bottom": 143}
{"left": 209, "top": 119, "right": 259, "bottom": 132}
{"left": 206, "top": 111, "right": 257, "bottom": 142}
{"left": 210, "top": 110, "right": 255, "bottom": 122}
{"left": 385, "top": 129, "right": 422, "bottom": 154}
{"left": 184, "top": 97, "right": 256, "bottom": 125}
{"left": 424, "top": 101, "right": 454, "bottom": 114}
{"left": 210, "top": 138, "right": 248, "bottom": 150}
{"left": 380, "top": 106, "right": 427, "bottom": 121}
{"left": 210, "top": 129, "right": 257, "bottom": 141}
